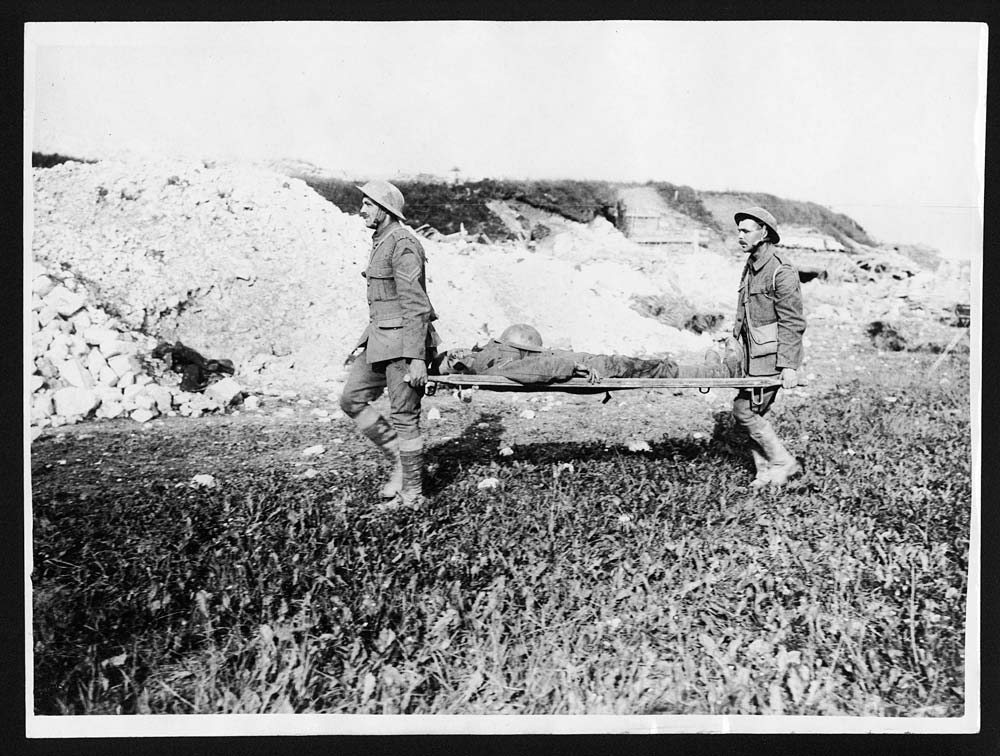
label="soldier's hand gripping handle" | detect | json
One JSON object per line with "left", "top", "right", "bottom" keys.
{"left": 406, "top": 358, "right": 428, "bottom": 390}
{"left": 343, "top": 346, "right": 363, "bottom": 367}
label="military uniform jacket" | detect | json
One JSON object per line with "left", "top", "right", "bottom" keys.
{"left": 732, "top": 243, "right": 806, "bottom": 376}
{"left": 438, "top": 343, "right": 682, "bottom": 383}
{"left": 355, "top": 220, "right": 439, "bottom": 364}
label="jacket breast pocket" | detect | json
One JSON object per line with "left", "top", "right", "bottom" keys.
{"left": 376, "top": 316, "right": 403, "bottom": 329}
{"left": 747, "top": 282, "right": 776, "bottom": 324}
{"left": 367, "top": 265, "right": 397, "bottom": 301}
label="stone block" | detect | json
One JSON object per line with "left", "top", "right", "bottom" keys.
{"left": 86, "top": 348, "right": 108, "bottom": 377}
{"left": 205, "top": 377, "right": 243, "bottom": 406}
{"left": 83, "top": 326, "right": 119, "bottom": 346}
{"left": 32, "top": 330, "right": 54, "bottom": 355}
{"left": 31, "top": 392, "right": 54, "bottom": 421}
{"left": 132, "top": 391, "right": 156, "bottom": 411}
{"left": 99, "top": 401, "right": 125, "bottom": 420}
{"left": 108, "top": 354, "right": 141, "bottom": 378}
{"left": 69, "top": 334, "right": 90, "bottom": 356}
{"left": 131, "top": 408, "right": 156, "bottom": 423}
{"left": 98, "top": 365, "right": 119, "bottom": 386}
{"left": 46, "top": 340, "right": 69, "bottom": 365}
{"left": 58, "top": 357, "right": 95, "bottom": 389}
{"left": 145, "top": 384, "right": 174, "bottom": 413}
{"left": 53, "top": 387, "right": 100, "bottom": 418}
{"left": 98, "top": 338, "right": 135, "bottom": 358}
{"left": 95, "top": 385, "right": 125, "bottom": 404}
{"left": 45, "top": 285, "right": 88, "bottom": 318}
{"left": 122, "top": 383, "right": 145, "bottom": 401}
{"left": 32, "top": 275, "right": 56, "bottom": 298}
{"left": 36, "top": 306, "right": 59, "bottom": 327}
{"left": 72, "top": 310, "right": 92, "bottom": 334}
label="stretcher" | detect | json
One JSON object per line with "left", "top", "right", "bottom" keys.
{"left": 425, "top": 375, "right": 784, "bottom": 407}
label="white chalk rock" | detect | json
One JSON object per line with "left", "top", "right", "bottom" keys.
{"left": 86, "top": 348, "right": 108, "bottom": 377}
{"left": 95, "top": 385, "right": 125, "bottom": 404}
{"left": 134, "top": 373, "right": 152, "bottom": 387}
{"left": 187, "top": 393, "right": 222, "bottom": 414}
{"left": 98, "top": 365, "right": 119, "bottom": 386}
{"left": 131, "top": 408, "right": 156, "bottom": 423}
{"left": 427, "top": 407, "right": 441, "bottom": 421}
{"left": 108, "top": 354, "right": 140, "bottom": 378}
{"left": 71, "top": 310, "right": 92, "bottom": 334}
{"left": 69, "top": 334, "right": 90, "bottom": 357}
{"left": 31, "top": 391, "right": 55, "bottom": 421}
{"left": 172, "top": 390, "right": 198, "bottom": 407}
{"left": 29, "top": 374, "right": 46, "bottom": 393}
{"left": 53, "top": 387, "right": 99, "bottom": 418}
{"left": 45, "top": 285, "right": 88, "bottom": 318}
{"left": 205, "top": 376, "right": 243, "bottom": 406}
{"left": 32, "top": 274, "right": 57, "bottom": 298}
{"left": 83, "top": 326, "right": 119, "bottom": 346}
{"left": 58, "top": 357, "right": 95, "bottom": 389}
{"left": 99, "top": 338, "right": 137, "bottom": 358}
{"left": 145, "top": 384, "right": 174, "bottom": 413}
{"left": 117, "top": 370, "right": 136, "bottom": 388}
{"left": 37, "top": 306, "right": 59, "bottom": 327}
{"left": 122, "top": 383, "right": 145, "bottom": 401}
{"left": 243, "top": 395, "right": 260, "bottom": 410}
{"left": 131, "top": 391, "right": 156, "bottom": 411}
{"left": 97, "top": 401, "right": 125, "bottom": 420}
{"left": 47, "top": 340, "right": 69, "bottom": 365}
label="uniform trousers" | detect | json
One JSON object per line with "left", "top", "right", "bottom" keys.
{"left": 339, "top": 352, "right": 422, "bottom": 441}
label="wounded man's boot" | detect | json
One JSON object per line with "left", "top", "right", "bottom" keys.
{"left": 750, "top": 420, "right": 801, "bottom": 486}
{"left": 353, "top": 406, "right": 403, "bottom": 499}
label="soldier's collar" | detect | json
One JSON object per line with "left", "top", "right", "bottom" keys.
{"left": 748, "top": 242, "right": 775, "bottom": 272}
{"left": 371, "top": 218, "right": 400, "bottom": 245}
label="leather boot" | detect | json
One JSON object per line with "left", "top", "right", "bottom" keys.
{"left": 750, "top": 419, "right": 801, "bottom": 486}
{"left": 379, "top": 437, "right": 424, "bottom": 512}
{"left": 748, "top": 443, "right": 771, "bottom": 488}
{"left": 354, "top": 407, "right": 403, "bottom": 499}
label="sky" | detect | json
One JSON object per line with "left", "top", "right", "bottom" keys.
{"left": 25, "top": 21, "right": 986, "bottom": 259}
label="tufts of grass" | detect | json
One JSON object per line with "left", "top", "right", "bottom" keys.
{"left": 31, "top": 352, "right": 970, "bottom": 715}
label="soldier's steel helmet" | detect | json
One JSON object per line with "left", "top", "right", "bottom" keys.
{"left": 498, "top": 324, "right": 543, "bottom": 352}
{"left": 357, "top": 179, "right": 406, "bottom": 220}
{"left": 734, "top": 206, "right": 780, "bottom": 244}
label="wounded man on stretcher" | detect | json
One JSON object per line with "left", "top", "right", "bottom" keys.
{"left": 430, "top": 323, "right": 745, "bottom": 385}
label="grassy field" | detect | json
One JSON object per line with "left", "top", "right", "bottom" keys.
{"left": 29, "top": 343, "right": 971, "bottom": 717}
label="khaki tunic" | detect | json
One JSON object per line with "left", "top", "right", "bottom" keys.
{"left": 354, "top": 220, "right": 439, "bottom": 363}
{"left": 732, "top": 243, "right": 806, "bottom": 376}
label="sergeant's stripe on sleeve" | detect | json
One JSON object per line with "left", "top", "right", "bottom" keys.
{"left": 396, "top": 251, "right": 422, "bottom": 283}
